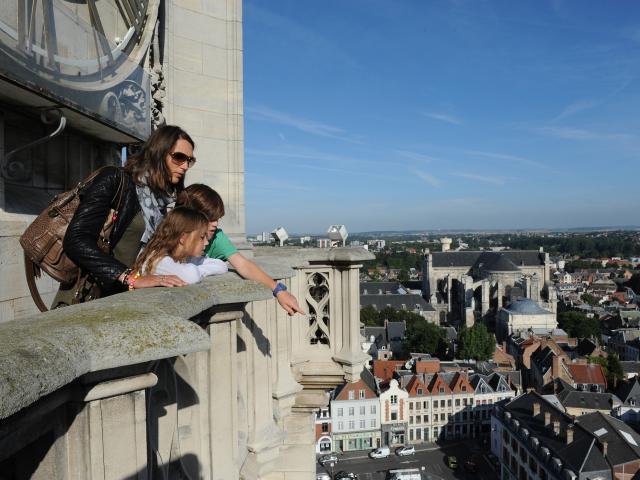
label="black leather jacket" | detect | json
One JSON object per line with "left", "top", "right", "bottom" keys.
{"left": 64, "top": 166, "right": 140, "bottom": 294}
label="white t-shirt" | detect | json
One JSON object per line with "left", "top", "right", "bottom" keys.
{"left": 153, "top": 256, "right": 228, "bottom": 284}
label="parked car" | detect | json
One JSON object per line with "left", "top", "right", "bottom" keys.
{"left": 319, "top": 453, "right": 338, "bottom": 465}
{"left": 464, "top": 459, "right": 478, "bottom": 472}
{"left": 447, "top": 455, "right": 458, "bottom": 469}
{"left": 396, "top": 445, "right": 415, "bottom": 456}
{"left": 369, "top": 446, "right": 391, "bottom": 459}
{"left": 334, "top": 472, "right": 358, "bottom": 479}
{"left": 316, "top": 474, "right": 331, "bottom": 480}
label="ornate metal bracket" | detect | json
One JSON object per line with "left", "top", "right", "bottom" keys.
{"left": 1, "top": 108, "right": 66, "bottom": 181}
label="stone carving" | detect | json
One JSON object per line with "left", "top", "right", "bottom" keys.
{"left": 305, "top": 271, "right": 331, "bottom": 345}
{"left": 149, "top": 18, "right": 166, "bottom": 128}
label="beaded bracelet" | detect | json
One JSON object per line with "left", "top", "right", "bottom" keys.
{"left": 128, "top": 272, "right": 141, "bottom": 291}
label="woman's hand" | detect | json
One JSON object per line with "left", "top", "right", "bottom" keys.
{"left": 133, "top": 274, "right": 187, "bottom": 289}
{"left": 276, "top": 291, "right": 305, "bottom": 316}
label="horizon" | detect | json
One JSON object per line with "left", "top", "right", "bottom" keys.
{"left": 241, "top": 1, "right": 640, "bottom": 233}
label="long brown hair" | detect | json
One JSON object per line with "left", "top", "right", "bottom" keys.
{"left": 176, "top": 184, "right": 225, "bottom": 221}
{"left": 125, "top": 125, "right": 195, "bottom": 194}
{"left": 133, "top": 207, "right": 208, "bottom": 274}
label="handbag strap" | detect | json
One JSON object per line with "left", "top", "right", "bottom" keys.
{"left": 24, "top": 253, "right": 49, "bottom": 312}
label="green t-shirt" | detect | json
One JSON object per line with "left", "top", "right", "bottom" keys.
{"left": 204, "top": 229, "right": 238, "bottom": 261}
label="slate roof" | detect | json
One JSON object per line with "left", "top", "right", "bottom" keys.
{"left": 360, "top": 282, "right": 402, "bottom": 295}
{"left": 431, "top": 250, "right": 544, "bottom": 269}
{"left": 387, "top": 321, "right": 406, "bottom": 342}
{"left": 502, "top": 392, "right": 610, "bottom": 475}
{"left": 503, "top": 298, "right": 553, "bottom": 315}
{"left": 615, "top": 376, "right": 640, "bottom": 405}
{"left": 557, "top": 390, "right": 619, "bottom": 411}
{"left": 620, "top": 361, "right": 640, "bottom": 375}
{"left": 362, "top": 326, "right": 387, "bottom": 347}
{"left": 360, "top": 294, "right": 436, "bottom": 312}
{"left": 576, "top": 411, "right": 640, "bottom": 467}
{"left": 483, "top": 253, "right": 520, "bottom": 272}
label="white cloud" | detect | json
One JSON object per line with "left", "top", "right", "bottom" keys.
{"left": 422, "top": 111, "right": 463, "bottom": 125}
{"left": 395, "top": 150, "right": 443, "bottom": 163}
{"left": 553, "top": 100, "right": 598, "bottom": 121}
{"left": 411, "top": 169, "right": 441, "bottom": 187}
{"left": 534, "top": 126, "right": 634, "bottom": 141}
{"left": 463, "top": 149, "right": 546, "bottom": 169}
{"left": 452, "top": 172, "right": 505, "bottom": 186}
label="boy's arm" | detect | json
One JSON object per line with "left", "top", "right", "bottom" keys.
{"left": 227, "top": 253, "right": 305, "bottom": 316}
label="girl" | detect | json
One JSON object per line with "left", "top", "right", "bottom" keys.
{"left": 132, "top": 207, "right": 228, "bottom": 285}
{"left": 176, "top": 184, "right": 304, "bottom": 316}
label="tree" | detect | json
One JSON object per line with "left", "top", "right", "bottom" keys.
{"left": 404, "top": 320, "right": 447, "bottom": 357}
{"left": 557, "top": 311, "right": 601, "bottom": 340}
{"left": 398, "top": 269, "right": 409, "bottom": 282}
{"left": 360, "top": 305, "right": 381, "bottom": 326}
{"left": 606, "top": 353, "right": 624, "bottom": 389}
{"left": 581, "top": 293, "right": 599, "bottom": 306}
{"left": 457, "top": 323, "right": 496, "bottom": 361}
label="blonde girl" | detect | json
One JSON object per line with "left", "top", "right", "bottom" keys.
{"left": 132, "top": 207, "right": 227, "bottom": 285}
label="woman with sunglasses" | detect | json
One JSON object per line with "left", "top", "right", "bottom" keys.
{"left": 54, "top": 125, "right": 197, "bottom": 307}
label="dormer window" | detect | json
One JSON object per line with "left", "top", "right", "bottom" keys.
{"left": 462, "top": 386, "right": 467, "bottom": 392}
{"left": 348, "top": 391, "right": 355, "bottom": 400}
{"left": 417, "top": 388, "right": 423, "bottom": 395}
{"left": 439, "top": 387, "right": 444, "bottom": 393}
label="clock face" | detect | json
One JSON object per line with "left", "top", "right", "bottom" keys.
{"left": 0, "top": 0, "right": 160, "bottom": 91}
{"left": 0, "top": 0, "right": 159, "bottom": 139}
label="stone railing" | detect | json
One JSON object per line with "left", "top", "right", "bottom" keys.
{"left": 0, "top": 247, "right": 373, "bottom": 480}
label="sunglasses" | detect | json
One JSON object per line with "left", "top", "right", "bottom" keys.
{"left": 169, "top": 151, "right": 196, "bottom": 168}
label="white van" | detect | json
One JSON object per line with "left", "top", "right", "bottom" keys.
{"left": 369, "top": 446, "right": 391, "bottom": 459}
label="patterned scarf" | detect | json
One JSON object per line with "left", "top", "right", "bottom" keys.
{"left": 136, "top": 176, "right": 175, "bottom": 245}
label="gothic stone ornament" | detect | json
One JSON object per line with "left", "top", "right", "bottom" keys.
{"left": 305, "top": 271, "right": 331, "bottom": 345}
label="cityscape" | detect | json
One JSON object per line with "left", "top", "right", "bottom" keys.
{"left": 1, "top": 1, "right": 640, "bottom": 480}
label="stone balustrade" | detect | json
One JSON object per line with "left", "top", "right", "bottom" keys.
{"left": 0, "top": 247, "right": 372, "bottom": 480}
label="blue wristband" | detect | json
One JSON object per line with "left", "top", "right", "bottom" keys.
{"left": 273, "top": 282, "right": 287, "bottom": 297}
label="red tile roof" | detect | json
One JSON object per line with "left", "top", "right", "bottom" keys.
{"left": 428, "top": 373, "right": 452, "bottom": 395}
{"left": 334, "top": 378, "right": 377, "bottom": 401}
{"left": 406, "top": 375, "right": 430, "bottom": 397}
{"left": 373, "top": 360, "right": 405, "bottom": 382}
{"left": 449, "top": 372, "right": 473, "bottom": 393}
{"left": 415, "top": 359, "right": 440, "bottom": 374}
{"left": 567, "top": 363, "right": 607, "bottom": 386}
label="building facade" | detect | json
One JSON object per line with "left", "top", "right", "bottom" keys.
{"left": 380, "top": 378, "right": 409, "bottom": 446}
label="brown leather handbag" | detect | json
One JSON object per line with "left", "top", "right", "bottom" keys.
{"left": 19, "top": 167, "right": 125, "bottom": 311}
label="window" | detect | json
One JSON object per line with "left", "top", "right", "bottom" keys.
{"left": 322, "top": 422, "right": 328, "bottom": 433}
{"left": 441, "top": 400, "right": 446, "bottom": 408}
{"left": 370, "top": 405, "right": 376, "bottom": 414}
{"left": 440, "top": 413, "right": 445, "bottom": 421}
{"left": 416, "top": 415, "right": 421, "bottom": 424}
{"left": 348, "top": 407, "right": 354, "bottom": 416}
{"left": 410, "top": 416, "right": 414, "bottom": 424}
{"left": 359, "top": 389, "right": 366, "bottom": 399}
{"left": 423, "top": 415, "right": 428, "bottom": 423}
{"left": 338, "top": 421, "right": 344, "bottom": 430}
{"left": 439, "top": 387, "right": 445, "bottom": 393}
{"left": 391, "top": 412, "right": 398, "bottom": 421}
{"left": 423, "top": 401, "right": 428, "bottom": 409}
{"left": 455, "top": 399, "right": 460, "bottom": 406}
{"left": 348, "top": 390, "right": 355, "bottom": 400}
{"left": 360, "top": 406, "right": 365, "bottom": 415}
{"left": 390, "top": 395, "right": 398, "bottom": 405}
{"left": 409, "top": 402, "right": 414, "bottom": 410}
{"left": 338, "top": 408, "right": 343, "bottom": 417}
{"left": 348, "top": 421, "right": 355, "bottom": 429}
{"left": 360, "top": 420, "right": 365, "bottom": 429}
{"left": 410, "top": 429, "right": 414, "bottom": 441}
{"left": 462, "top": 386, "right": 467, "bottom": 392}
{"left": 417, "top": 388, "right": 423, "bottom": 395}
{"left": 447, "top": 399, "right": 452, "bottom": 407}
{"left": 370, "top": 419, "right": 376, "bottom": 428}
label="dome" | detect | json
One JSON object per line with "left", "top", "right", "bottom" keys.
{"left": 504, "top": 298, "right": 552, "bottom": 315}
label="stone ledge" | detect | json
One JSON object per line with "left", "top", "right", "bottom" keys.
{"left": 253, "top": 246, "right": 375, "bottom": 266}
{"left": 0, "top": 272, "right": 274, "bottom": 420}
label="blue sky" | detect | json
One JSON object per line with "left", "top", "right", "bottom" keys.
{"left": 243, "top": 0, "right": 640, "bottom": 234}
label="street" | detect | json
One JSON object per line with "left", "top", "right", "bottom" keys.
{"left": 317, "top": 441, "right": 500, "bottom": 480}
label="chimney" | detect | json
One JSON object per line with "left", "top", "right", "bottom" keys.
{"left": 552, "top": 420, "right": 560, "bottom": 436}
{"left": 544, "top": 412, "right": 551, "bottom": 426}
{"left": 532, "top": 402, "right": 541, "bottom": 417}
{"left": 566, "top": 426, "right": 574, "bottom": 444}
{"left": 601, "top": 440, "right": 608, "bottom": 457}
{"left": 552, "top": 355, "right": 561, "bottom": 378}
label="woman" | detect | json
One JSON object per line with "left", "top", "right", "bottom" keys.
{"left": 55, "top": 125, "right": 196, "bottom": 307}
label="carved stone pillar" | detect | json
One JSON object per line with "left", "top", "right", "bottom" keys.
{"left": 333, "top": 264, "right": 369, "bottom": 382}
